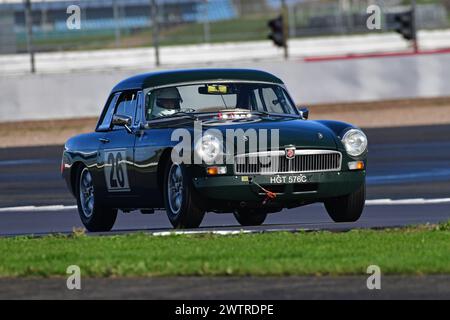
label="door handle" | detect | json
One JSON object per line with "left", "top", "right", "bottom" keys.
{"left": 135, "top": 130, "right": 144, "bottom": 137}
{"left": 99, "top": 138, "right": 110, "bottom": 144}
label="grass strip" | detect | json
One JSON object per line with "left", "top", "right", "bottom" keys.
{"left": 0, "top": 222, "right": 448, "bottom": 277}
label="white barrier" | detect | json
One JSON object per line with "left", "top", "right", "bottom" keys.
{"left": 2, "top": 30, "right": 450, "bottom": 75}
{"left": 1, "top": 53, "right": 450, "bottom": 122}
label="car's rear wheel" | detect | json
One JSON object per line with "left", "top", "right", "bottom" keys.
{"left": 233, "top": 209, "right": 267, "bottom": 226}
{"left": 164, "top": 162, "right": 205, "bottom": 229}
{"left": 324, "top": 182, "right": 366, "bottom": 222}
{"left": 76, "top": 166, "right": 117, "bottom": 232}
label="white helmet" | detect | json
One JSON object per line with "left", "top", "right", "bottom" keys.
{"left": 155, "top": 87, "right": 182, "bottom": 109}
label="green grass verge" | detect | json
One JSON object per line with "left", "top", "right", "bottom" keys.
{"left": 0, "top": 222, "right": 449, "bottom": 277}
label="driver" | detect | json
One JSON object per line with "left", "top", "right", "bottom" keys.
{"left": 150, "top": 87, "right": 182, "bottom": 118}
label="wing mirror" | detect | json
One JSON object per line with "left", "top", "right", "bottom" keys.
{"left": 112, "top": 114, "right": 133, "bottom": 133}
{"left": 299, "top": 107, "right": 309, "bottom": 120}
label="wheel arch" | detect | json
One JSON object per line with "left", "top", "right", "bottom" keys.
{"left": 314, "top": 120, "right": 360, "bottom": 138}
{"left": 70, "top": 161, "right": 87, "bottom": 196}
{"left": 157, "top": 148, "right": 173, "bottom": 197}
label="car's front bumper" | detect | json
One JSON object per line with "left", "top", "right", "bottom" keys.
{"left": 192, "top": 170, "right": 365, "bottom": 208}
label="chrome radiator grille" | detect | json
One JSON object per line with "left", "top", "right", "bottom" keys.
{"left": 234, "top": 150, "right": 342, "bottom": 175}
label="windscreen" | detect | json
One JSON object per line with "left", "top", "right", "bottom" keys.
{"left": 144, "top": 83, "right": 298, "bottom": 120}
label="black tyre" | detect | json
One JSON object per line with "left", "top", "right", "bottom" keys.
{"left": 233, "top": 209, "right": 267, "bottom": 226}
{"left": 76, "top": 166, "right": 117, "bottom": 232}
{"left": 164, "top": 162, "right": 205, "bottom": 229}
{"left": 324, "top": 182, "right": 366, "bottom": 222}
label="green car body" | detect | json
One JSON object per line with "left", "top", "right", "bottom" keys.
{"left": 62, "top": 69, "right": 367, "bottom": 231}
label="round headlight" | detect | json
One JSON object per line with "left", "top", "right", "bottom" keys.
{"left": 195, "top": 133, "right": 222, "bottom": 163}
{"left": 342, "top": 129, "right": 368, "bottom": 157}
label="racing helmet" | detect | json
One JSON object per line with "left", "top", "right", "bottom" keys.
{"left": 155, "top": 87, "right": 182, "bottom": 110}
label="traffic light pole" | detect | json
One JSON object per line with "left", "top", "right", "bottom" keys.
{"left": 113, "top": 0, "right": 121, "bottom": 48}
{"left": 150, "top": 0, "right": 160, "bottom": 67}
{"left": 203, "top": 0, "right": 211, "bottom": 43}
{"left": 24, "top": 0, "right": 35, "bottom": 73}
{"left": 393, "top": 2, "right": 419, "bottom": 54}
{"left": 267, "top": 1, "right": 289, "bottom": 58}
{"left": 411, "top": 0, "right": 418, "bottom": 53}
{"left": 281, "top": 0, "right": 289, "bottom": 60}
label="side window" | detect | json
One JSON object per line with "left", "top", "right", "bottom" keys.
{"left": 97, "top": 93, "right": 120, "bottom": 131}
{"left": 262, "top": 88, "right": 285, "bottom": 114}
{"left": 134, "top": 91, "right": 143, "bottom": 126}
{"left": 113, "top": 91, "right": 137, "bottom": 130}
{"left": 115, "top": 91, "right": 137, "bottom": 119}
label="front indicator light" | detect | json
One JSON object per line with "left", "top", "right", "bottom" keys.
{"left": 206, "top": 166, "right": 227, "bottom": 175}
{"left": 348, "top": 161, "right": 365, "bottom": 170}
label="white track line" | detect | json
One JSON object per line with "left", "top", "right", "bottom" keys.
{"left": 1, "top": 198, "right": 450, "bottom": 213}
{"left": 152, "top": 230, "right": 256, "bottom": 237}
{"left": 0, "top": 159, "right": 55, "bottom": 166}
{"left": 365, "top": 198, "right": 450, "bottom": 205}
{"left": 0, "top": 205, "right": 77, "bottom": 213}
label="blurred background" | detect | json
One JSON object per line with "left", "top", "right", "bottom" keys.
{"left": 0, "top": 0, "right": 449, "bottom": 126}
{"left": 0, "top": 0, "right": 449, "bottom": 53}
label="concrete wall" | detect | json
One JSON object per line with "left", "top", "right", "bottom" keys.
{"left": 1, "top": 53, "right": 450, "bottom": 122}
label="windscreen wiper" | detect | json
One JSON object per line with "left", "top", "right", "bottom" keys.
{"left": 251, "top": 111, "right": 301, "bottom": 119}
{"left": 153, "top": 111, "right": 198, "bottom": 121}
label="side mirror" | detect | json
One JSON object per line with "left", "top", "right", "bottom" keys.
{"left": 112, "top": 114, "right": 133, "bottom": 133}
{"left": 299, "top": 107, "right": 309, "bottom": 120}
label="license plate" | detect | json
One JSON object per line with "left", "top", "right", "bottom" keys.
{"left": 269, "top": 174, "right": 308, "bottom": 184}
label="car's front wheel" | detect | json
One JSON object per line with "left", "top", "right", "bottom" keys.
{"left": 76, "top": 166, "right": 117, "bottom": 232}
{"left": 233, "top": 209, "right": 267, "bottom": 226}
{"left": 324, "top": 182, "right": 366, "bottom": 222}
{"left": 164, "top": 162, "right": 205, "bottom": 229}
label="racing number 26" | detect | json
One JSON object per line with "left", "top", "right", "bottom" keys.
{"left": 104, "top": 150, "right": 130, "bottom": 191}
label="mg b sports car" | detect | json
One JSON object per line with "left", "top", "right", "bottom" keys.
{"left": 62, "top": 69, "right": 368, "bottom": 231}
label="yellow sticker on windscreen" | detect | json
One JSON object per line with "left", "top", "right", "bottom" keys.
{"left": 207, "top": 85, "right": 228, "bottom": 94}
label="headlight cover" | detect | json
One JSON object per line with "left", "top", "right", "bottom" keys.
{"left": 342, "top": 129, "right": 368, "bottom": 157}
{"left": 195, "top": 133, "right": 222, "bottom": 163}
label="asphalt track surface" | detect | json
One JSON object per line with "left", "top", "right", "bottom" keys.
{"left": 1, "top": 276, "right": 449, "bottom": 300}
{"left": 1, "top": 124, "right": 450, "bottom": 299}
{"left": 1, "top": 124, "right": 450, "bottom": 237}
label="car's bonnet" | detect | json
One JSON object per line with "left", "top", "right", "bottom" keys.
{"left": 201, "top": 118, "right": 339, "bottom": 150}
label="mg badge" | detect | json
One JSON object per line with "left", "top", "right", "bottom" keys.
{"left": 285, "top": 147, "right": 296, "bottom": 159}
{"left": 318, "top": 132, "right": 324, "bottom": 140}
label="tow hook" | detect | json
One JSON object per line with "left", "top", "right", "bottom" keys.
{"left": 249, "top": 177, "right": 277, "bottom": 205}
